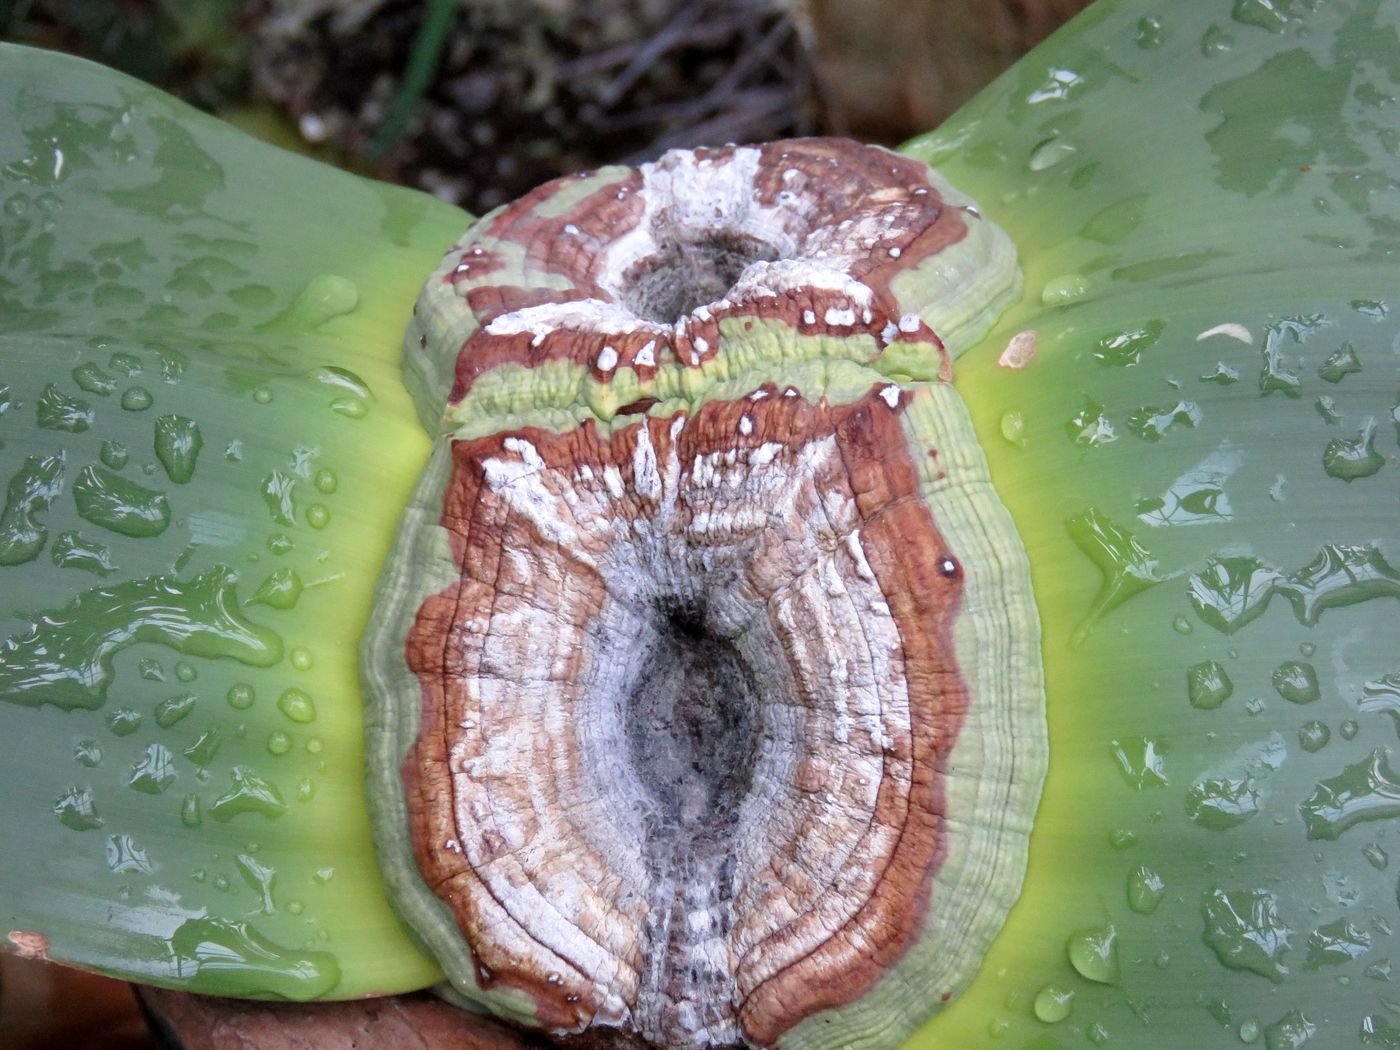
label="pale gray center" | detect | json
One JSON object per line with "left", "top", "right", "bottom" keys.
{"left": 620, "top": 232, "right": 780, "bottom": 323}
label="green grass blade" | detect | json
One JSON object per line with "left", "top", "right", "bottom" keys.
{"left": 0, "top": 42, "right": 467, "bottom": 998}
{"left": 900, "top": 1, "right": 1400, "bottom": 1045}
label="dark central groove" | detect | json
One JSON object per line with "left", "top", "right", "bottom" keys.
{"left": 623, "top": 602, "right": 762, "bottom": 1046}
{"left": 621, "top": 234, "right": 780, "bottom": 323}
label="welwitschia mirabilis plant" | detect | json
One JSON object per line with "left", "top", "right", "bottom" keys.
{"left": 2, "top": 0, "right": 1400, "bottom": 1047}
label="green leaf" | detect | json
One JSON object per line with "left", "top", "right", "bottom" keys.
{"left": 0, "top": 42, "right": 464, "bottom": 997}
{"left": 900, "top": 0, "right": 1400, "bottom": 1045}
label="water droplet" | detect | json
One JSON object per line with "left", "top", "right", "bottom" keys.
{"left": 227, "top": 683, "right": 255, "bottom": 710}
{"left": 1082, "top": 194, "right": 1148, "bottom": 244}
{"left": 249, "top": 567, "right": 304, "bottom": 610}
{"left": 1201, "top": 362, "right": 1241, "bottom": 384}
{"left": 1362, "top": 1013, "right": 1400, "bottom": 1047}
{"left": 1041, "top": 271, "right": 1092, "bottom": 303}
{"left": 1127, "top": 866, "right": 1166, "bottom": 914}
{"left": 1365, "top": 843, "right": 1389, "bottom": 870}
{"left": 210, "top": 766, "right": 286, "bottom": 822}
{"left": 267, "top": 731, "right": 291, "bottom": 756}
{"left": 1300, "top": 750, "right": 1400, "bottom": 840}
{"left": 0, "top": 454, "right": 65, "bottom": 566}
{"left": 1232, "top": 0, "right": 1295, "bottom": 32}
{"left": 184, "top": 729, "right": 220, "bottom": 767}
{"left": 295, "top": 778, "right": 315, "bottom": 802}
{"left": 1318, "top": 343, "right": 1362, "bottom": 383}
{"left": 1066, "top": 399, "right": 1117, "bottom": 447}
{"left": 1067, "top": 510, "right": 1165, "bottom": 640}
{"left": 54, "top": 786, "right": 103, "bottom": 830}
{"left": 1109, "top": 828, "right": 1137, "bottom": 851}
{"left": 1272, "top": 661, "right": 1320, "bottom": 704}
{"left": 1033, "top": 983, "right": 1075, "bottom": 1023}
{"left": 237, "top": 853, "right": 277, "bottom": 914}
{"left": 1272, "top": 1007, "right": 1325, "bottom": 1044}
{"left": 52, "top": 531, "right": 117, "bottom": 576}
{"left": 128, "top": 743, "right": 176, "bottom": 794}
{"left": 181, "top": 794, "right": 202, "bottom": 828}
{"left": 72, "top": 363, "right": 116, "bottom": 397}
{"left": 266, "top": 533, "right": 293, "bottom": 555}
{"left": 1189, "top": 777, "right": 1261, "bottom": 829}
{"left": 261, "top": 470, "right": 297, "bottom": 527}
{"left": 1323, "top": 418, "right": 1384, "bottom": 481}
{"left": 1093, "top": 320, "right": 1165, "bottom": 367}
{"left": 1128, "top": 400, "right": 1202, "bottom": 441}
{"left": 253, "top": 387, "right": 273, "bottom": 405}
{"left": 1351, "top": 299, "right": 1388, "bottom": 320}
{"left": 1112, "top": 737, "right": 1168, "bottom": 789}
{"left": 1238, "top": 1019, "right": 1260, "bottom": 1044}
{"left": 306, "top": 503, "right": 330, "bottom": 529}
{"left": 120, "top": 386, "right": 152, "bottom": 412}
{"left": 0, "top": 568, "right": 281, "bottom": 711}
{"left": 105, "top": 833, "right": 153, "bottom": 874}
{"left": 139, "top": 661, "right": 164, "bottom": 684}
{"left": 167, "top": 917, "right": 339, "bottom": 998}
{"left": 277, "top": 688, "right": 316, "bottom": 724}
{"left": 1306, "top": 917, "right": 1369, "bottom": 966}
{"left": 1299, "top": 721, "right": 1331, "bottom": 752}
{"left": 999, "top": 411, "right": 1025, "bottom": 446}
{"left": 1189, "top": 661, "right": 1235, "bottom": 709}
{"left": 331, "top": 396, "right": 369, "bottom": 419}
{"left": 1087, "top": 1021, "right": 1110, "bottom": 1045}
{"left": 153, "top": 416, "right": 203, "bottom": 484}
{"left": 313, "top": 468, "right": 337, "bottom": 494}
{"left": 154, "top": 692, "right": 196, "bottom": 728}
{"left": 286, "top": 899, "right": 304, "bottom": 916}
{"left": 1201, "top": 887, "right": 1290, "bottom": 981}
{"left": 1315, "top": 395, "right": 1341, "bottom": 423}
{"left": 1173, "top": 615, "right": 1194, "bottom": 635}
{"left": 36, "top": 384, "right": 93, "bottom": 432}
{"left": 1067, "top": 925, "right": 1120, "bottom": 983}
{"left": 289, "top": 647, "right": 313, "bottom": 671}
{"left": 74, "top": 739, "right": 102, "bottom": 767}
{"left": 1201, "top": 24, "right": 1236, "bottom": 56}
{"left": 73, "top": 464, "right": 169, "bottom": 537}
{"left": 1029, "top": 137, "right": 1078, "bottom": 172}
{"left": 1342, "top": 720, "right": 1360, "bottom": 740}
{"left": 108, "top": 352, "right": 142, "bottom": 377}
{"left": 107, "top": 708, "right": 141, "bottom": 735}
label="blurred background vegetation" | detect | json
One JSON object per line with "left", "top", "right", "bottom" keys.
{"left": 0, "top": 0, "right": 1088, "bottom": 1045}
{"left": 2, "top": 0, "right": 1091, "bottom": 213}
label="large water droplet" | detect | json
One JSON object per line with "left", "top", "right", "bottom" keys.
{"left": 0, "top": 453, "right": 64, "bottom": 566}
{"left": 1201, "top": 887, "right": 1290, "bottom": 981}
{"left": 154, "top": 415, "right": 203, "bottom": 484}
{"left": 1127, "top": 866, "right": 1166, "bottom": 914}
{"left": 0, "top": 568, "right": 281, "bottom": 711}
{"left": 277, "top": 688, "right": 316, "bottom": 724}
{"left": 1033, "top": 984, "right": 1075, "bottom": 1023}
{"left": 1067, "top": 925, "right": 1119, "bottom": 983}
{"left": 54, "top": 786, "right": 103, "bottom": 830}
{"left": 1112, "top": 737, "right": 1168, "bottom": 789}
{"left": 1265, "top": 1013, "right": 1316, "bottom": 1050}
{"left": 154, "top": 692, "right": 196, "bottom": 728}
{"left": 128, "top": 743, "right": 176, "bottom": 794}
{"left": 73, "top": 464, "right": 170, "bottom": 537}
{"left": 1323, "top": 419, "right": 1384, "bottom": 481}
{"left": 167, "top": 917, "right": 339, "bottom": 998}
{"left": 1300, "top": 750, "right": 1400, "bottom": 840}
{"left": 1093, "top": 321, "right": 1165, "bottom": 367}
{"left": 1272, "top": 661, "right": 1320, "bottom": 704}
{"left": 210, "top": 766, "right": 286, "bottom": 822}
{"left": 1188, "top": 661, "right": 1234, "bottom": 709}
{"left": 1318, "top": 343, "right": 1362, "bottom": 383}
{"left": 1306, "top": 917, "right": 1369, "bottom": 967}
{"left": 1188, "top": 776, "right": 1260, "bottom": 829}
{"left": 36, "top": 384, "right": 93, "bottom": 432}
